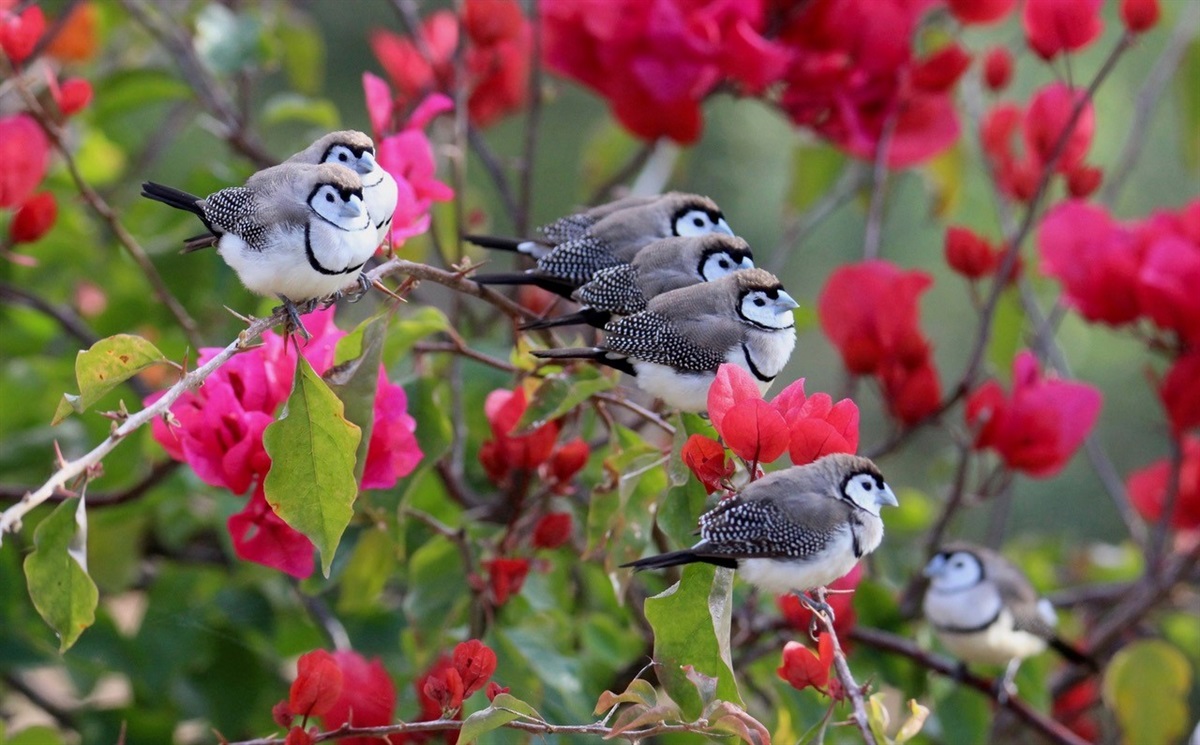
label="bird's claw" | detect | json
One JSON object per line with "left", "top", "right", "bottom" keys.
{"left": 277, "top": 298, "right": 313, "bottom": 341}
{"left": 794, "top": 589, "right": 836, "bottom": 638}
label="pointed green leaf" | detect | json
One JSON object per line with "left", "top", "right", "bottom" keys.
{"left": 336, "top": 528, "right": 396, "bottom": 614}
{"left": 383, "top": 306, "right": 450, "bottom": 364}
{"left": 514, "top": 371, "right": 616, "bottom": 433}
{"left": 458, "top": 693, "right": 541, "bottom": 744}
{"left": 594, "top": 678, "right": 659, "bottom": 715}
{"left": 53, "top": 335, "right": 167, "bottom": 424}
{"left": 23, "top": 498, "right": 97, "bottom": 651}
{"left": 327, "top": 311, "right": 388, "bottom": 482}
{"left": 866, "top": 693, "right": 890, "bottom": 744}
{"left": 1103, "top": 639, "right": 1192, "bottom": 745}
{"left": 643, "top": 563, "right": 741, "bottom": 720}
{"left": 278, "top": 16, "right": 325, "bottom": 94}
{"left": 264, "top": 356, "right": 361, "bottom": 577}
{"left": 894, "top": 699, "right": 931, "bottom": 744}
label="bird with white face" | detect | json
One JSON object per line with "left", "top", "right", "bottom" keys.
{"left": 624, "top": 454, "right": 898, "bottom": 605}
{"left": 533, "top": 268, "right": 797, "bottom": 412}
{"left": 141, "top": 162, "right": 377, "bottom": 335}
{"left": 278, "top": 130, "right": 398, "bottom": 248}
{"left": 521, "top": 233, "right": 756, "bottom": 331}
{"left": 922, "top": 542, "right": 1094, "bottom": 697}
{"left": 469, "top": 192, "right": 737, "bottom": 293}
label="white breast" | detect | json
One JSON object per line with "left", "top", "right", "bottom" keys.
{"left": 630, "top": 363, "right": 714, "bottom": 412}
{"left": 932, "top": 609, "right": 1049, "bottom": 665}
{"left": 364, "top": 169, "right": 398, "bottom": 246}
{"left": 738, "top": 527, "right": 859, "bottom": 595}
{"left": 217, "top": 220, "right": 375, "bottom": 302}
{"left": 740, "top": 327, "right": 797, "bottom": 393}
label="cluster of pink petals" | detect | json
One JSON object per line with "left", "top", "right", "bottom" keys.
{"left": 360, "top": 86, "right": 455, "bottom": 248}
{"left": 680, "top": 364, "right": 859, "bottom": 492}
{"left": 1039, "top": 198, "right": 1200, "bottom": 434}
{"left": 982, "top": 82, "right": 1101, "bottom": 202}
{"left": 542, "top": 0, "right": 785, "bottom": 144}
{"left": 818, "top": 261, "right": 942, "bottom": 425}
{"left": 966, "top": 350, "right": 1101, "bottom": 478}
{"left": 1126, "top": 436, "right": 1200, "bottom": 532}
{"left": 148, "top": 309, "right": 422, "bottom": 578}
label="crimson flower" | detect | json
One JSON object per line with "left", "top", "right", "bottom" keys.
{"left": 708, "top": 364, "right": 859, "bottom": 468}
{"left": 479, "top": 386, "right": 560, "bottom": 485}
{"left": 532, "top": 512, "right": 573, "bottom": 549}
{"left": 966, "top": 350, "right": 1102, "bottom": 478}
{"left": 484, "top": 557, "right": 530, "bottom": 606}
{"left": 1136, "top": 222, "right": 1200, "bottom": 345}
{"left": 1126, "top": 437, "right": 1200, "bottom": 532}
{"left": 0, "top": 4, "right": 45, "bottom": 65}
{"left": 452, "top": 639, "right": 498, "bottom": 699}
{"left": 879, "top": 358, "right": 942, "bottom": 426}
{"left": 0, "top": 114, "right": 50, "bottom": 208}
{"left": 777, "top": 633, "right": 835, "bottom": 694}
{"left": 1160, "top": 353, "right": 1200, "bottom": 435}
{"left": 423, "top": 666, "right": 464, "bottom": 715}
{"left": 485, "top": 682, "right": 509, "bottom": 701}
{"left": 983, "top": 47, "right": 1014, "bottom": 92}
{"left": 1121, "top": 0, "right": 1160, "bottom": 34}
{"left": 945, "top": 226, "right": 1000, "bottom": 280}
{"left": 542, "top": 437, "right": 589, "bottom": 494}
{"left": 9, "top": 192, "right": 56, "bottom": 244}
{"left": 947, "top": 0, "right": 1016, "bottom": 24}
{"left": 320, "top": 651, "right": 399, "bottom": 745}
{"left": 1025, "top": 83, "right": 1094, "bottom": 174}
{"left": 148, "top": 308, "right": 422, "bottom": 577}
{"left": 681, "top": 434, "right": 734, "bottom": 494}
{"left": 1023, "top": 0, "right": 1103, "bottom": 60}
{"left": 289, "top": 650, "right": 344, "bottom": 719}
{"left": 48, "top": 75, "right": 93, "bottom": 117}
{"left": 1053, "top": 679, "right": 1101, "bottom": 743}
{"left": 819, "top": 261, "right": 933, "bottom": 376}
{"left": 778, "top": 563, "right": 862, "bottom": 638}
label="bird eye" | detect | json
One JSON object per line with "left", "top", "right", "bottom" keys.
{"left": 692, "top": 216, "right": 705, "bottom": 228}
{"left": 753, "top": 297, "right": 765, "bottom": 307}
{"left": 861, "top": 478, "right": 873, "bottom": 490}
{"left": 339, "top": 153, "right": 348, "bottom": 161}
{"left": 325, "top": 193, "right": 334, "bottom": 202}
{"left": 719, "top": 259, "right": 730, "bottom": 268}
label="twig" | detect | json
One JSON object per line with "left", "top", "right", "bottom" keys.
{"left": 0, "top": 460, "right": 180, "bottom": 507}
{"left": 861, "top": 108, "right": 897, "bottom": 261}
{"left": 813, "top": 607, "right": 877, "bottom": 745}
{"left": 293, "top": 583, "right": 351, "bottom": 652}
{"left": 372, "top": 257, "right": 538, "bottom": 320}
{"left": 0, "top": 280, "right": 100, "bottom": 348}
{"left": 594, "top": 392, "right": 676, "bottom": 435}
{"left": 412, "top": 341, "right": 519, "bottom": 373}
{"left": 120, "top": 0, "right": 276, "bottom": 168}
{"left": 0, "top": 310, "right": 286, "bottom": 545}
{"left": 515, "top": 0, "right": 544, "bottom": 236}
{"left": 4, "top": 61, "right": 204, "bottom": 349}
{"left": 588, "top": 142, "right": 655, "bottom": 205}
{"left": 2, "top": 672, "right": 78, "bottom": 732}
{"left": 852, "top": 627, "right": 1091, "bottom": 745}
{"left": 467, "top": 126, "right": 520, "bottom": 220}
{"left": 1148, "top": 434, "right": 1184, "bottom": 569}
{"left": 1101, "top": 2, "right": 1200, "bottom": 206}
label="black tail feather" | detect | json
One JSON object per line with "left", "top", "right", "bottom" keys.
{"left": 181, "top": 232, "right": 218, "bottom": 253}
{"left": 141, "top": 181, "right": 216, "bottom": 236}
{"left": 521, "top": 309, "right": 612, "bottom": 331}
{"left": 1049, "top": 637, "right": 1098, "bottom": 670}
{"left": 464, "top": 234, "right": 550, "bottom": 257}
{"left": 532, "top": 347, "right": 636, "bottom": 376}
{"left": 621, "top": 550, "right": 737, "bottom": 571}
{"left": 473, "top": 272, "right": 578, "bottom": 300}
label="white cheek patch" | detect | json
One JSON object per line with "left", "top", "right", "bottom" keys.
{"left": 675, "top": 210, "right": 713, "bottom": 237}
{"left": 701, "top": 253, "right": 740, "bottom": 280}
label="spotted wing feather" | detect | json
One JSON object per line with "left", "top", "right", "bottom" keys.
{"left": 201, "top": 187, "right": 270, "bottom": 251}
{"left": 695, "top": 496, "right": 844, "bottom": 560}
{"left": 535, "top": 236, "right": 623, "bottom": 284}
{"left": 575, "top": 264, "right": 647, "bottom": 313}
{"left": 602, "top": 312, "right": 728, "bottom": 371}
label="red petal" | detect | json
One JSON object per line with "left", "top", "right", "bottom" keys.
{"left": 708, "top": 363, "right": 763, "bottom": 432}
{"left": 290, "top": 650, "right": 344, "bottom": 718}
{"left": 721, "top": 400, "right": 790, "bottom": 464}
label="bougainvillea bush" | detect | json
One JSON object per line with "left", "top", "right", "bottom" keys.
{"left": 2, "top": 1, "right": 1199, "bottom": 743}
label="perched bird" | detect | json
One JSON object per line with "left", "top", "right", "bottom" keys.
{"left": 277, "top": 130, "right": 397, "bottom": 246}
{"left": 623, "top": 454, "right": 898, "bottom": 599}
{"left": 532, "top": 268, "right": 797, "bottom": 412}
{"left": 141, "top": 162, "right": 377, "bottom": 332}
{"left": 470, "top": 192, "right": 735, "bottom": 294}
{"left": 922, "top": 542, "right": 1093, "bottom": 693}
{"left": 521, "top": 234, "right": 756, "bottom": 331}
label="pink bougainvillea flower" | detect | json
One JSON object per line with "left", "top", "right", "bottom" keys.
{"left": 966, "top": 350, "right": 1102, "bottom": 478}
{"left": 320, "top": 651, "right": 398, "bottom": 745}
{"left": 375, "top": 93, "right": 455, "bottom": 248}
{"left": 0, "top": 114, "right": 50, "bottom": 208}
{"left": 0, "top": 4, "right": 45, "bottom": 64}
{"left": 945, "top": 225, "right": 1000, "bottom": 280}
{"left": 1136, "top": 231, "right": 1200, "bottom": 345}
{"left": 532, "top": 512, "right": 573, "bottom": 549}
{"left": 9, "top": 192, "right": 57, "bottom": 244}
{"left": 1127, "top": 437, "right": 1200, "bottom": 531}
{"left": 983, "top": 47, "right": 1014, "bottom": 92}
{"left": 543, "top": 437, "right": 589, "bottom": 494}
{"left": 879, "top": 357, "right": 942, "bottom": 427}
{"left": 681, "top": 434, "right": 735, "bottom": 494}
{"left": 708, "top": 364, "right": 859, "bottom": 468}
{"left": 452, "top": 639, "right": 498, "bottom": 699}
{"left": 1024, "top": 83, "right": 1094, "bottom": 175}
{"left": 1160, "top": 353, "right": 1200, "bottom": 435}
{"left": 478, "top": 386, "right": 561, "bottom": 484}
{"left": 289, "top": 650, "right": 344, "bottom": 719}
{"left": 1121, "top": 0, "right": 1160, "bottom": 34}
{"left": 148, "top": 308, "right": 422, "bottom": 577}
{"left": 948, "top": 0, "right": 1017, "bottom": 24}
{"left": 1038, "top": 200, "right": 1144, "bottom": 327}
{"left": 1023, "top": 0, "right": 1103, "bottom": 60}
{"left": 777, "top": 633, "right": 834, "bottom": 694}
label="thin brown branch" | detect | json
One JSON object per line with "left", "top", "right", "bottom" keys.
{"left": 0, "top": 279, "right": 100, "bottom": 348}
{"left": 587, "top": 142, "right": 655, "bottom": 205}
{"left": 372, "top": 257, "right": 539, "bottom": 320}
{"left": 852, "top": 627, "right": 1091, "bottom": 745}
{"left": 861, "top": 108, "right": 897, "bottom": 261}
{"left": 413, "top": 341, "right": 519, "bottom": 373}
{"left": 0, "top": 460, "right": 180, "bottom": 507}
{"left": 594, "top": 392, "right": 676, "bottom": 436}
{"left": 467, "top": 126, "right": 520, "bottom": 219}
{"left": 515, "top": 0, "right": 544, "bottom": 236}
{"left": 2, "top": 672, "right": 78, "bottom": 732}
{"left": 815, "top": 608, "right": 878, "bottom": 745}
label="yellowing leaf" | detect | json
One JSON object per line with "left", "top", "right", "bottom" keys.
{"left": 457, "top": 693, "right": 541, "bottom": 744}
{"left": 263, "top": 356, "right": 361, "bottom": 577}
{"left": 924, "top": 141, "right": 964, "bottom": 218}
{"left": 1103, "top": 639, "right": 1192, "bottom": 745}
{"left": 54, "top": 334, "right": 167, "bottom": 424}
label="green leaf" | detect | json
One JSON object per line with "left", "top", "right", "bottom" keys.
{"left": 262, "top": 94, "right": 340, "bottom": 130}
{"left": 1103, "top": 639, "right": 1192, "bottom": 745}
{"left": 594, "top": 678, "right": 659, "bottom": 715}
{"left": 74, "top": 130, "right": 127, "bottom": 187}
{"left": 383, "top": 306, "right": 451, "bottom": 364}
{"left": 986, "top": 287, "right": 1024, "bottom": 373}
{"left": 457, "top": 693, "right": 541, "bottom": 744}
{"left": 1177, "top": 39, "right": 1200, "bottom": 169}
{"left": 866, "top": 692, "right": 890, "bottom": 744}
{"left": 642, "top": 563, "right": 741, "bottom": 720}
{"left": 278, "top": 16, "right": 325, "bottom": 95}
{"left": 5, "top": 725, "right": 65, "bottom": 745}
{"left": 263, "top": 356, "right": 361, "bottom": 577}
{"left": 195, "top": 3, "right": 265, "bottom": 75}
{"left": 326, "top": 311, "right": 388, "bottom": 482}
{"left": 894, "top": 699, "right": 931, "bottom": 744}
{"left": 53, "top": 334, "right": 167, "bottom": 424}
{"left": 336, "top": 528, "right": 396, "bottom": 614}
{"left": 923, "top": 142, "right": 965, "bottom": 218}
{"left": 514, "top": 371, "right": 616, "bottom": 433}
{"left": 23, "top": 497, "right": 97, "bottom": 651}
{"left": 788, "top": 145, "right": 847, "bottom": 212}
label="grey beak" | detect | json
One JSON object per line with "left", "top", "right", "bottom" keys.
{"left": 878, "top": 483, "right": 899, "bottom": 508}
{"left": 341, "top": 198, "right": 364, "bottom": 218}
{"left": 715, "top": 218, "right": 734, "bottom": 236}
{"left": 922, "top": 555, "right": 945, "bottom": 578}
{"left": 359, "top": 150, "right": 378, "bottom": 173}
{"left": 776, "top": 291, "right": 799, "bottom": 311}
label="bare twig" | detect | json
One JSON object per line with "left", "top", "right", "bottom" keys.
{"left": 120, "top": 0, "right": 276, "bottom": 168}
{"left": 852, "top": 627, "right": 1091, "bottom": 745}
{"left": 594, "top": 392, "right": 676, "bottom": 436}
{"left": 861, "top": 108, "right": 898, "bottom": 261}
{"left": 0, "top": 460, "right": 180, "bottom": 507}
{"left": 1101, "top": 1, "right": 1200, "bottom": 206}
{"left": 413, "top": 341, "right": 519, "bottom": 373}
{"left": 588, "top": 142, "right": 655, "bottom": 205}
{"left": 2, "top": 672, "right": 78, "bottom": 732}
{"left": 815, "top": 610, "right": 877, "bottom": 745}
{"left": 467, "top": 126, "right": 520, "bottom": 219}
{"left": 515, "top": 0, "right": 544, "bottom": 236}
{"left": 0, "top": 280, "right": 100, "bottom": 348}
